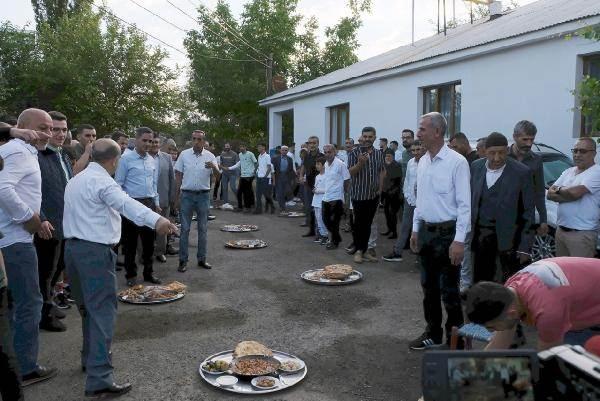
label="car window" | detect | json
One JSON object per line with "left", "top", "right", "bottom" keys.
{"left": 541, "top": 155, "right": 573, "bottom": 187}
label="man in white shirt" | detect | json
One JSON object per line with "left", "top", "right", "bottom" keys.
{"left": 0, "top": 108, "right": 56, "bottom": 386}
{"left": 547, "top": 137, "right": 600, "bottom": 257}
{"left": 255, "top": 143, "right": 275, "bottom": 214}
{"left": 63, "top": 138, "right": 176, "bottom": 398}
{"left": 321, "top": 144, "right": 351, "bottom": 249}
{"left": 174, "top": 130, "right": 220, "bottom": 271}
{"left": 384, "top": 140, "right": 425, "bottom": 262}
{"left": 409, "top": 112, "right": 471, "bottom": 350}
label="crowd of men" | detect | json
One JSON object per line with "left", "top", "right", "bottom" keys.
{"left": 1, "top": 107, "right": 600, "bottom": 400}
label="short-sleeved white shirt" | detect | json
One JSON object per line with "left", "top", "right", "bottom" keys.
{"left": 554, "top": 164, "right": 600, "bottom": 230}
{"left": 323, "top": 157, "right": 350, "bottom": 202}
{"left": 257, "top": 152, "right": 272, "bottom": 179}
{"left": 174, "top": 148, "right": 217, "bottom": 191}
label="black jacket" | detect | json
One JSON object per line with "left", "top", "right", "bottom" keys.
{"left": 470, "top": 157, "right": 535, "bottom": 252}
{"left": 38, "top": 147, "right": 73, "bottom": 240}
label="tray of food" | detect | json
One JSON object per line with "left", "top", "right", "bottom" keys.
{"left": 117, "top": 281, "right": 186, "bottom": 304}
{"left": 199, "top": 341, "right": 307, "bottom": 394}
{"left": 279, "top": 211, "right": 305, "bottom": 218}
{"left": 225, "top": 239, "right": 267, "bottom": 249}
{"left": 301, "top": 264, "right": 363, "bottom": 286}
{"left": 221, "top": 224, "right": 259, "bottom": 232}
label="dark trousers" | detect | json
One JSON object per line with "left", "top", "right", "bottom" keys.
{"left": 322, "top": 200, "right": 344, "bottom": 245}
{"left": 275, "top": 178, "right": 291, "bottom": 210}
{"left": 34, "top": 237, "right": 64, "bottom": 304}
{"left": 351, "top": 197, "right": 379, "bottom": 253}
{"left": 213, "top": 174, "right": 221, "bottom": 200}
{"left": 303, "top": 184, "right": 315, "bottom": 231}
{"left": 255, "top": 177, "right": 274, "bottom": 210}
{"left": 382, "top": 192, "right": 401, "bottom": 234}
{"left": 418, "top": 222, "right": 463, "bottom": 341}
{"left": 0, "top": 287, "right": 23, "bottom": 401}
{"left": 123, "top": 198, "right": 156, "bottom": 279}
{"left": 472, "top": 227, "right": 520, "bottom": 284}
{"left": 237, "top": 176, "right": 255, "bottom": 209}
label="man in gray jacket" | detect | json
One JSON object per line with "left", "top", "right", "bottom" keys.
{"left": 149, "top": 134, "right": 177, "bottom": 263}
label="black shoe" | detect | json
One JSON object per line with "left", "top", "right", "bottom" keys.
{"left": 302, "top": 232, "right": 315, "bottom": 238}
{"left": 345, "top": 243, "right": 356, "bottom": 254}
{"left": 409, "top": 332, "right": 443, "bottom": 350}
{"left": 52, "top": 305, "right": 67, "bottom": 319}
{"left": 116, "top": 265, "right": 123, "bottom": 271}
{"left": 156, "top": 255, "right": 167, "bottom": 263}
{"left": 380, "top": 231, "right": 391, "bottom": 236}
{"left": 166, "top": 246, "right": 179, "bottom": 255}
{"left": 326, "top": 243, "right": 339, "bottom": 250}
{"left": 55, "top": 293, "right": 71, "bottom": 309}
{"left": 85, "top": 382, "right": 132, "bottom": 398}
{"left": 143, "top": 275, "right": 161, "bottom": 284}
{"left": 208, "top": 215, "right": 216, "bottom": 220}
{"left": 313, "top": 236, "right": 322, "bottom": 243}
{"left": 178, "top": 261, "right": 187, "bottom": 272}
{"left": 40, "top": 316, "right": 66, "bottom": 332}
{"left": 198, "top": 260, "right": 212, "bottom": 270}
{"left": 388, "top": 233, "right": 398, "bottom": 239}
{"left": 126, "top": 278, "right": 136, "bottom": 287}
{"left": 22, "top": 366, "right": 58, "bottom": 387}
{"left": 300, "top": 223, "right": 309, "bottom": 227}
{"left": 383, "top": 252, "right": 403, "bottom": 262}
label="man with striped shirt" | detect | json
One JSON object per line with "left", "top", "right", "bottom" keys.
{"left": 347, "top": 127, "right": 386, "bottom": 263}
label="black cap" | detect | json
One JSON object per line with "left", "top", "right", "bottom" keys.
{"left": 463, "top": 281, "right": 513, "bottom": 324}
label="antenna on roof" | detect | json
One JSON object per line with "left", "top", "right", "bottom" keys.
{"left": 411, "top": 0, "right": 415, "bottom": 45}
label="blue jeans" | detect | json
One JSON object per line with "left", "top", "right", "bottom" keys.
{"left": 3, "top": 242, "right": 42, "bottom": 375}
{"left": 65, "top": 239, "right": 117, "bottom": 392}
{"left": 564, "top": 327, "right": 600, "bottom": 346}
{"left": 220, "top": 172, "right": 238, "bottom": 204}
{"left": 255, "top": 177, "right": 273, "bottom": 210}
{"left": 179, "top": 190, "right": 209, "bottom": 263}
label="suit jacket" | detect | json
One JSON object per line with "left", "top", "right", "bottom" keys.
{"left": 155, "top": 151, "right": 175, "bottom": 208}
{"left": 38, "top": 147, "right": 73, "bottom": 240}
{"left": 271, "top": 155, "right": 295, "bottom": 183}
{"left": 470, "top": 157, "right": 535, "bottom": 252}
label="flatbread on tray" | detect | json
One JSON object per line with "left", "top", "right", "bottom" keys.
{"left": 233, "top": 341, "right": 273, "bottom": 358}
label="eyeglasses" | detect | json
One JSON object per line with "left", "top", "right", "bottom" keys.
{"left": 571, "top": 148, "right": 596, "bottom": 154}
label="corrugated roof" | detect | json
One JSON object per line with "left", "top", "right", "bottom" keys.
{"left": 260, "top": 0, "right": 600, "bottom": 105}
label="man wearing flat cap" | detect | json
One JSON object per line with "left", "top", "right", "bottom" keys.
{"left": 469, "top": 132, "right": 535, "bottom": 284}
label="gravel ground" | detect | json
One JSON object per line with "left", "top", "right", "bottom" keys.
{"left": 26, "top": 207, "right": 427, "bottom": 401}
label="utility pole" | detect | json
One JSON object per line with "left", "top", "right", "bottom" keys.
{"left": 411, "top": 0, "right": 415, "bottom": 45}
{"left": 266, "top": 54, "right": 274, "bottom": 96}
{"left": 443, "top": 0, "right": 447, "bottom": 36}
{"left": 437, "top": 0, "right": 440, "bottom": 34}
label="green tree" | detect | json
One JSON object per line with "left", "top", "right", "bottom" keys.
{"left": 573, "top": 26, "right": 600, "bottom": 135}
{"left": 31, "top": 0, "right": 90, "bottom": 27}
{"left": 290, "top": 16, "right": 322, "bottom": 86}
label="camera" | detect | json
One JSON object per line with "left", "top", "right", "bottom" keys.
{"left": 422, "top": 345, "right": 600, "bottom": 400}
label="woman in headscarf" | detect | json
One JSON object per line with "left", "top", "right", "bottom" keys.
{"left": 381, "top": 152, "right": 403, "bottom": 239}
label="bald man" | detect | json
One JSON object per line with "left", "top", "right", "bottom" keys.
{"left": 64, "top": 138, "right": 177, "bottom": 397}
{"left": 0, "top": 108, "right": 57, "bottom": 386}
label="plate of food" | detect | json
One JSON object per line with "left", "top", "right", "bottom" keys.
{"left": 225, "top": 239, "right": 267, "bottom": 249}
{"left": 279, "top": 211, "right": 305, "bottom": 218}
{"left": 279, "top": 359, "right": 305, "bottom": 374}
{"left": 201, "top": 359, "right": 230, "bottom": 375}
{"left": 251, "top": 376, "right": 279, "bottom": 390}
{"left": 301, "top": 265, "right": 363, "bottom": 286}
{"left": 117, "top": 281, "right": 187, "bottom": 304}
{"left": 220, "top": 224, "right": 259, "bottom": 232}
{"left": 199, "top": 341, "right": 307, "bottom": 395}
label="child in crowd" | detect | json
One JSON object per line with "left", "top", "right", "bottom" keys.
{"left": 312, "top": 158, "right": 329, "bottom": 244}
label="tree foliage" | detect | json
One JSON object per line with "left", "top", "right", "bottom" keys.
{"left": 0, "top": 7, "right": 182, "bottom": 134}
{"left": 573, "top": 26, "right": 600, "bottom": 135}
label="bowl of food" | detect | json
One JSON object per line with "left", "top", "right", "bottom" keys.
{"left": 251, "top": 376, "right": 278, "bottom": 390}
{"left": 279, "top": 359, "right": 305, "bottom": 374}
{"left": 230, "top": 355, "right": 281, "bottom": 377}
{"left": 216, "top": 375, "right": 238, "bottom": 388}
{"left": 201, "top": 359, "right": 230, "bottom": 375}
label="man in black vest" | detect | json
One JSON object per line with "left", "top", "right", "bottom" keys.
{"left": 470, "top": 132, "right": 535, "bottom": 283}
{"left": 34, "top": 111, "right": 73, "bottom": 332}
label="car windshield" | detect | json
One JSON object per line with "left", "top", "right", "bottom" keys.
{"left": 542, "top": 155, "right": 573, "bottom": 187}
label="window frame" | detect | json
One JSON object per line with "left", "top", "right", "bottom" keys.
{"left": 580, "top": 54, "right": 600, "bottom": 137}
{"left": 422, "top": 81, "right": 462, "bottom": 137}
{"left": 329, "top": 103, "right": 350, "bottom": 146}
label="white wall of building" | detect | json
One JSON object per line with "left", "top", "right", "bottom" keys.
{"left": 268, "top": 35, "right": 600, "bottom": 154}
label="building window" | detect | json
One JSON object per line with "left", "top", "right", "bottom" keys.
{"left": 423, "top": 82, "right": 461, "bottom": 136}
{"left": 581, "top": 55, "right": 600, "bottom": 136}
{"left": 329, "top": 103, "right": 349, "bottom": 147}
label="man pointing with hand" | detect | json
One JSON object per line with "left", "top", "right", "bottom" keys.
{"left": 63, "top": 138, "right": 178, "bottom": 398}
{"left": 409, "top": 112, "right": 471, "bottom": 350}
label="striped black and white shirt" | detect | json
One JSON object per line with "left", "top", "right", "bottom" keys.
{"left": 347, "top": 146, "right": 385, "bottom": 201}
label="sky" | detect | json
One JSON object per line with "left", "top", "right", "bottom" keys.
{"left": 5, "top": 0, "right": 538, "bottom": 72}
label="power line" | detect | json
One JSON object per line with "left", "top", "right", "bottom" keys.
{"left": 90, "top": 1, "right": 262, "bottom": 63}
{"left": 164, "top": 0, "right": 269, "bottom": 67}
{"left": 126, "top": 0, "right": 188, "bottom": 33}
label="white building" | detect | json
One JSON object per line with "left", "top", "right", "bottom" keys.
{"left": 259, "top": 0, "right": 600, "bottom": 155}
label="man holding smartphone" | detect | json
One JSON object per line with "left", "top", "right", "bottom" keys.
{"left": 174, "top": 130, "right": 220, "bottom": 272}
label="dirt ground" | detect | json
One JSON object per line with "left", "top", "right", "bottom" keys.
{"left": 26, "top": 207, "right": 428, "bottom": 401}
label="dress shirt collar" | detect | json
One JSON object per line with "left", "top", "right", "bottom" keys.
{"left": 13, "top": 138, "right": 38, "bottom": 155}
{"left": 88, "top": 162, "right": 109, "bottom": 175}
{"left": 428, "top": 143, "right": 451, "bottom": 161}
{"left": 193, "top": 148, "right": 203, "bottom": 156}
{"left": 149, "top": 152, "right": 159, "bottom": 159}
{"left": 485, "top": 160, "right": 506, "bottom": 174}
{"left": 47, "top": 144, "right": 62, "bottom": 153}
{"left": 134, "top": 148, "right": 148, "bottom": 159}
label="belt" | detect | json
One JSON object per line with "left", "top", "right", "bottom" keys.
{"left": 559, "top": 225, "right": 580, "bottom": 232}
{"left": 182, "top": 189, "right": 210, "bottom": 194}
{"left": 133, "top": 197, "right": 154, "bottom": 201}
{"left": 69, "top": 238, "right": 116, "bottom": 248}
{"left": 423, "top": 220, "right": 456, "bottom": 232}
